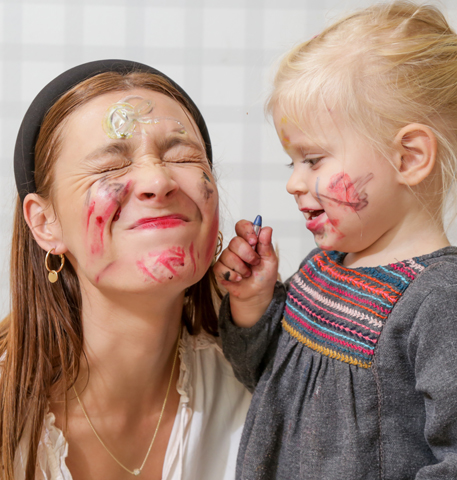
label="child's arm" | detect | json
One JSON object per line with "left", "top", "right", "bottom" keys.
{"left": 408, "top": 272, "right": 457, "bottom": 477}
{"left": 213, "top": 219, "right": 279, "bottom": 327}
{"left": 214, "top": 219, "right": 284, "bottom": 391}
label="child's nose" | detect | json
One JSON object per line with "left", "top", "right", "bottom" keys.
{"left": 286, "top": 168, "right": 309, "bottom": 196}
{"left": 133, "top": 160, "right": 179, "bottom": 202}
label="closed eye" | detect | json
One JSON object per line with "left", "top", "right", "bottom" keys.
{"left": 96, "top": 159, "right": 133, "bottom": 174}
{"left": 163, "top": 147, "right": 207, "bottom": 165}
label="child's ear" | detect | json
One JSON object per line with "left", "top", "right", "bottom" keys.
{"left": 393, "top": 123, "right": 437, "bottom": 186}
{"left": 23, "top": 193, "right": 67, "bottom": 254}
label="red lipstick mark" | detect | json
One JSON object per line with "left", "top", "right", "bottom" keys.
{"left": 86, "top": 201, "right": 95, "bottom": 230}
{"left": 86, "top": 180, "right": 132, "bottom": 255}
{"left": 113, "top": 208, "right": 121, "bottom": 222}
{"left": 189, "top": 242, "right": 196, "bottom": 274}
{"left": 155, "top": 247, "right": 185, "bottom": 275}
{"left": 131, "top": 215, "right": 186, "bottom": 230}
{"left": 137, "top": 260, "right": 161, "bottom": 282}
{"left": 320, "top": 172, "right": 373, "bottom": 211}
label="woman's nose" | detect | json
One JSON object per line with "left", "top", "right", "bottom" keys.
{"left": 134, "top": 163, "right": 179, "bottom": 202}
{"left": 286, "top": 168, "right": 309, "bottom": 196}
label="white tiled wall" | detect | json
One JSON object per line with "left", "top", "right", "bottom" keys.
{"left": 0, "top": 0, "right": 456, "bottom": 316}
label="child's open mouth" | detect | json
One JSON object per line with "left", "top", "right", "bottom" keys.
{"left": 304, "top": 209, "right": 325, "bottom": 220}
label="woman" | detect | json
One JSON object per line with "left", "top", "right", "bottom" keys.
{"left": 0, "top": 60, "right": 251, "bottom": 480}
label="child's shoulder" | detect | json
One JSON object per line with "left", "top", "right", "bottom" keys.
{"left": 408, "top": 246, "right": 457, "bottom": 289}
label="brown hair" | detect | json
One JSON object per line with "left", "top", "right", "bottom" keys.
{"left": 0, "top": 71, "right": 221, "bottom": 479}
{"left": 267, "top": 1, "right": 457, "bottom": 219}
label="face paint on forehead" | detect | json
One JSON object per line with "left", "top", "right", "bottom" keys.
{"left": 102, "top": 95, "right": 187, "bottom": 140}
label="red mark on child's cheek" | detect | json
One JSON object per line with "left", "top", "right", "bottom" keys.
{"left": 155, "top": 247, "right": 185, "bottom": 275}
{"left": 321, "top": 172, "right": 373, "bottom": 211}
{"left": 189, "top": 243, "right": 196, "bottom": 275}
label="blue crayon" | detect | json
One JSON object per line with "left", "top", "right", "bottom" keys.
{"left": 252, "top": 215, "right": 262, "bottom": 249}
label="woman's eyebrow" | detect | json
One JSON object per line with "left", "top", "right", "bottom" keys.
{"left": 83, "top": 142, "right": 134, "bottom": 163}
{"left": 156, "top": 134, "right": 206, "bottom": 156}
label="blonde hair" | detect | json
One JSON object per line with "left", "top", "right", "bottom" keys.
{"left": 267, "top": 1, "right": 457, "bottom": 217}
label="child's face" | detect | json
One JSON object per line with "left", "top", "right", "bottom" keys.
{"left": 273, "top": 107, "right": 406, "bottom": 254}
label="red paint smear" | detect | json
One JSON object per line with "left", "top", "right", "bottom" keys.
{"left": 155, "top": 247, "right": 185, "bottom": 275}
{"left": 189, "top": 242, "right": 196, "bottom": 274}
{"left": 113, "top": 208, "right": 121, "bottom": 222}
{"left": 86, "top": 201, "right": 95, "bottom": 231}
{"left": 325, "top": 172, "right": 372, "bottom": 211}
{"left": 88, "top": 181, "right": 132, "bottom": 255}
{"left": 137, "top": 260, "right": 161, "bottom": 283}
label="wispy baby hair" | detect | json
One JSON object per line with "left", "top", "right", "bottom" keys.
{"left": 267, "top": 1, "right": 457, "bottom": 217}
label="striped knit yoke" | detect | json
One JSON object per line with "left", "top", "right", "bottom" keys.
{"left": 282, "top": 250, "right": 427, "bottom": 368}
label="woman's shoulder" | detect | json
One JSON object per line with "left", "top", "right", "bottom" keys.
{"left": 181, "top": 329, "right": 240, "bottom": 379}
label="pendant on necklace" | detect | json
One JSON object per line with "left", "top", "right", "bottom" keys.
{"left": 133, "top": 469, "right": 141, "bottom": 476}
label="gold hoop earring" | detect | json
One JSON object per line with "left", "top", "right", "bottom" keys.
{"left": 45, "top": 248, "right": 65, "bottom": 283}
{"left": 214, "top": 231, "right": 223, "bottom": 260}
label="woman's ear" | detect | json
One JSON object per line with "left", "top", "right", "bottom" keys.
{"left": 393, "top": 123, "right": 437, "bottom": 186}
{"left": 23, "top": 193, "right": 67, "bottom": 254}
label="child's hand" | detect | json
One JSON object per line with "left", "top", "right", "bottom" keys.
{"left": 214, "top": 219, "right": 278, "bottom": 327}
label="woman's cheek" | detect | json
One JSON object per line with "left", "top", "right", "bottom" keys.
{"left": 205, "top": 207, "right": 219, "bottom": 266}
{"left": 84, "top": 179, "right": 131, "bottom": 256}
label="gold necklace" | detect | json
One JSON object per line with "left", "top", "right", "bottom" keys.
{"left": 73, "top": 329, "right": 181, "bottom": 476}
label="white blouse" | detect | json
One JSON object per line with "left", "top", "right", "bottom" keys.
{"left": 14, "top": 330, "right": 252, "bottom": 479}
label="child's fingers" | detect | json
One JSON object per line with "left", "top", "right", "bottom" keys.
{"left": 216, "top": 246, "right": 254, "bottom": 279}
{"left": 234, "top": 219, "right": 260, "bottom": 248}
{"left": 256, "top": 227, "right": 276, "bottom": 260}
{"left": 213, "top": 260, "right": 242, "bottom": 283}
{"left": 227, "top": 235, "right": 261, "bottom": 266}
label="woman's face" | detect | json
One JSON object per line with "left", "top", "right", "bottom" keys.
{"left": 51, "top": 88, "right": 219, "bottom": 295}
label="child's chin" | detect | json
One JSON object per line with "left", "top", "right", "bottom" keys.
{"left": 314, "top": 239, "right": 335, "bottom": 251}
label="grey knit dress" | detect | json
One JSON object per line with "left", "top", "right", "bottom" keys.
{"left": 219, "top": 247, "right": 457, "bottom": 479}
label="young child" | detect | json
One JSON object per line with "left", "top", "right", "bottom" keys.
{"left": 214, "top": 2, "right": 457, "bottom": 479}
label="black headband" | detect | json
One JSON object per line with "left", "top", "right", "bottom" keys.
{"left": 14, "top": 59, "right": 212, "bottom": 202}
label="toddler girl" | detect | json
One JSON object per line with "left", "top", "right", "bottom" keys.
{"left": 214, "top": 2, "right": 457, "bottom": 479}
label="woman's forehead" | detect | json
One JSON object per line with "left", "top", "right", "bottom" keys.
{"left": 60, "top": 88, "right": 202, "bottom": 151}
{"left": 54, "top": 88, "right": 206, "bottom": 172}
{"left": 70, "top": 88, "right": 195, "bottom": 130}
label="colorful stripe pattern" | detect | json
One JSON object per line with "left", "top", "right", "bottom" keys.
{"left": 282, "top": 251, "right": 426, "bottom": 368}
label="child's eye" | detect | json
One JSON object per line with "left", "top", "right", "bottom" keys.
{"left": 303, "top": 156, "right": 323, "bottom": 167}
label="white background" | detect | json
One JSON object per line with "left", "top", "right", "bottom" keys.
{"left": 0, "top": 0, "right": 456, "bottom": 316}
